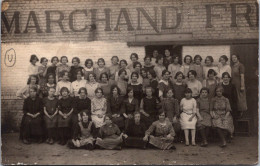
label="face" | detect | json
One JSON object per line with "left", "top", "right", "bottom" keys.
{"left": 188, "top": 72, "right": 195, "bottom": 80}
{"left": 95, "top": 89, "right": 103, "bottom": 98}
{"left": 165, "top": 50, "right": 170, "bottom": 57}
{"left": 105, "top": 116, "right": 112, "bottom": 125}
{"left": 141, "top": 70, "right": 147, "bottom": 77}
{"left": 128, "top": 90, "right": 134, "bottom": 98}
{"left": 61, "top": 90, "right": 69, "bottom": 97}
{"left": 163, "top": 72, "right": 170, "bottom": 80}
{"left": 200, "top": 90, "right": 208, "bottom": 98}
{"left": 48, "top": 75, "right": 55, "bottom": 84}
{"left": 166, "top": 90, "right": 174, "bottom": 98}
{"left": 112, "top": 88, "right": 118, "bottom": 96}
{"left": 42, "top": 59, "right": 48, "bottom": 66}
{"left": 146, "top": 88, "right": 152, "bottom": 97}
{"left": 185, "top": 92, "right": 192, "bottom": 98}
{"left": 120, "top": 61, "right": 127, "bottom": 68}
{"left": 135, "top": 64, "right": 141, "bottom": 72}
{"left": 208, "top": 73, "right": 214, "bottom": 79}
{"left": 30, "top": 77, "right": 37, "bottom": 84}
{"left": 153, "top": 50, "right": 158, "bottom": 58}
{"left": 32, "top": 58, "right": 37, "bottom": 64}
{"left": 61, "top": 58, "right": 67, "bottom": 64}
{"left": 144, "top": 58, "right": 151, "bottom": 65}
{"left": 119, "top": 71, "right": 126, "bottom": 78}
{"left": 220, "top": 57, "right": 226, "bottom": 65}
{"left": 63, "top": 72, "right": 69, "bottom": 81}
{"left": 79, "top": 90, "right": 86, "bottom": 98}
{"left": 147, "top": 72, "right": 152, "bottom": 79}
{"left": 112, "top": 57, "right": 118, "bottom": 65}
{"left": 173, "top": 57, "right": 179, "bottom": 64}
{"left": 185, "top": 57, "right": 191, "bottom": 64}
{"left": 86, "top": 61, "right": 93, "bottom": 68}
{"left": 134, "top": 113, "right": 141, "bottom": 123}
{"left": 205, "top": 58, "right": 212, "bottom": 66}
{"left": 76, "top": 71, "right": 82, "bottom": 80}
{"left": 222, "top": 75, "right": 230, "bottom": 83}
{"left": 131, "top": 55, "right": 137, "bottom": 62}
{"left": 48, "top": 88, "right": 55, "bottom": 97}
{"left": 159, "top": 112, "right": 166, "bottom": 121}
{"left": 89, "top": 74, "right": 95, "bottom": 82}
{"left": 82, "top": 114, "right": 88, "bottom": 123}
{"left": 52, "top": 58, "right": 58, "bottom": 65}
{"left": 176, "top": 74, "right": 183, "bottom": 82}
{"left": 216, "top": 89, "right": 222, "bottom": 97}
{"left": 231, "top": 55, "right": 238, "bottom": 63}
{"left": 98, "top": 60, "right": 104, "bottom": 67}
{"left": 195, "top": 58, "right": 201, "bottom": 64}
{"left": 73, "top": 59, "right": 79, "bottom": 66}
{"left": 29, "top": 89, "right": 37, "bottom": 98}
{"left": 101, "top": 74, "right": 108, "bottom": 83}
{"left": 131, "top": 74, "right": 138, "bottom": 82}
{"left": 158, "top": 58, "right": 163, "bottom": 65}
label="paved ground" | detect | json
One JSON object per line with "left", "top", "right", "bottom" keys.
{"left": 1, "top": 133, "right": 259, "bottom": 165}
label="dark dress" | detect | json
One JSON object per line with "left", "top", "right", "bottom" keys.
{"left": 128, "top": 83, "right": 143, "bottom": 104}
{"left": 107, "top": 96, "right": 126, "bottom": 129}
{"left": 69, "top": 66, "right": 84, "bottom": 82}
{"left": 124, "top": 121, "right": 147, "bottom": 148}
{"left": 143, "top": 65, "right": 155, "bottom": 72}
{"left": 43, "top": 97, "right": 58, "bottom": 128}
{"left": 57, "top": 97, "right": 74, "bottom": 128}
{"left": 122, "top": 98, "right": 139, "bottom": 129}
{"left": 172, "top": 83, "right": 187, "bottom": 102}
{"left": 150, "top": 79, "right": 159, "bottom": 98}
{"left": 163, "top": 57, "right": 173, "bottom": 69}
{"left": 221, "top": 82, "right": 237, "bottom": 118}
{"left": 20, "top": 97, "right": 44, "bottom": 140}
{"left": 46, "top": 65, "right": 57, "bottom": 77}
{"left": 39, "top": 83, "right": 56, "bottom": 98}
{"left": 141, "top": 97, "right": 158, "bottom": 128}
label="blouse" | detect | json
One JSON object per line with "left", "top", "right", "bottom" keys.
{"left": 180, "top": 98, "right": 197, "bottom": 114}
{"left": 218, "top": 64, "right": 231, "bottom": 80}
{"left": 85, "top": 82, "right": 100, "bottom": 100}
{"left": 71, "top": 80, "right": 87, "bottom": 97}
{"left": 83, "top": 67, "right": 94, "bottom": 80}
{"left": 28, "top": 63, "right": 38, "bottom": 76}
{"left": 55, "top": 81, "right": 72, "bottom": 96}
{"left": 23, "top": 96, "right": 43, "bottom": 115}
{"left": 154, "top": 64, "right": 166, "bottom": 80}
{"left": 187, "top": 80, "right": 202, "bottom": 97}
{"left": 190, "top": 64, "right": 204, "bottom": 82}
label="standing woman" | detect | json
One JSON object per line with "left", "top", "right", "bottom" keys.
{"left": 85, "top": 73, "right": 100, "bottom": 100}
{"left": 127, "top": 53, "right": 139, "bottom": 73}
{"left": 69, "top": 57, "right": 84, "bottom": 82}
{"left": 172, "top": 72, "right": 187, "bottom": 102}
{"left": 153, "top": 54, "right": 166, "bottom": 80}
{"left": 140, "top": 68, "right": 150, "bottom": 92}
{"left": 99, "top": 73, "right": 112, "bottom": 99}
{"left": 190, "top": 55, "right": 204, "bottom": 83}
{"left": 163, "top": 49, "right": 172, "bottom": 69}
{"left": 231, "top": 54, "right": 247, "bottom": 117}
{"left": 109, "top": 56, "right": 120, "bottom": 84}
{"left": 38, "top": 57, "right": 48, "bottom": 88}
{"left": 56, "top": 56, "right": 70, "bottom": 82}
{"left": 147, "top": 69, "right": 158, "bottom": 99}
{"left": 46, "top": 56, "right": 59, "bottom": 77}
{"left": 28, "top": 54, "right": 40, "bottom": 76}
{"left": 181, "top": 55, "right": 193, "bottom": 79}
{"left": 210, "top": 86, "right": 234, "bottom": 147}
{"left": 151, "top": 50, "right": 159, "bottom": 65}
{"left": 83, "top": 59, "right": 94, "bottom": 80}
{"left": 158, "top": 70, "right": 173, "bottom": 100}
{"left": 187, "top": 70, "right": 202, "bottom": 99}
{"left": 218, "top": 55, "right": 231, "bottom": 82}
{"left": 143, "top": 56, "right": 155, "bottom": 72}
{"left": 71, "top": 69, "right": 87, "bottom": 97}
{"left": 143, "top": 110, "right": 176, "bottom": 150}
{"left": 128, "top": 72, "right": 143, "bottom": 103}
{"left": 116, "top": 69, "right": 128, "bottom": 96}
{"left": 168, "top": 55, "right": 182, "bottom": 83}
{"left": 203, "top": 56, "right": 218, "bottom": 80}
{"left": 202, "top": 69, "right": 218, "bottom": 99}
{"left": 16, "top": 75, "right": 40, "bottom": 99}
{"left": 94, "top": 58, "right": 110, "bottom": 83}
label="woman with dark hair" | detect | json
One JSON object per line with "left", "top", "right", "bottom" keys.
{"left": 143, "top": 110, "right": 176, "bottom": 150}
{"left": 28, "top": 54, "right": 40, "bottom": 76}
{"left": 190, "top": 55, "right": 203, "bottom": 83}
{"left": 203, "top": 56, "right": 218, "bottom": 80}
{"left": 163, "top": 49, "right": 172, "bottom": 69}
{"left": 231, "top": 54, "right": 247, "bottom": 116}
{"left": 96, "top": 115, "right": 124, "bottom": 150}
{"left": 116, "top": 69, "right": 128, "bottom": 96}
{"left": 94, "top": 58, "right": 110, "bottom": 83}
{"left": 128, "top": 72, "right": 143, "bottom": 103}
{"left": 151, "top": 50, "right": 159, "bottom": 66}
{"left": 158, "top": 70, "right": 173, "bottom": 100}
{"left": 55, "top": 71, "right": 72, "bottom": 98}
{"left": 140, "top": 68, "right": 150, "bottom": 92}
{"left": 181, "top": 55, "right": 193, "bottom": 79}
{"left": 218, "top": 55, "right": 231, "bottom": 82}
{"left": 210, "top": 86, "right": 234, "bottom": 147}
{"left": 109, "top": 56, "right": 120, "bottom": 84}
{"left": 46, "top": 56, "right": 59, "bottom": 77}
{"left": 85, "top": 72, "right": 100, "bottom": 100}
{"left": 172, "top": 72, "right": 187, "bottom": 102}
{"left": 69, "top": 57, "right": 84, "bottom": 82}
{"left": 132, "top": 61, "right": 143, "bottom": 84}
{"left": 143, "top": 56, "right": 155, "bottom": 72}
{"left": 71, "top": 69, "right": 86, "bottom": 97}
{"left": 168, "top": 55, "right": 182, "bottom": 83}
{"left": 127, "top": 53, "right": 139, "bottom": 72}
{"left": 56, "top": 56, "right": 70, "bottom": 82}
{"left": 147, "top": 69, "right": 159, "bottom": 98}
{"left": 153, "top": 54, "right": 166, "bottom": 80}
{"left": 16, "top": 75, "right": 40, "bottom": 99}
{"left": 99, "top": 72, "right": 111, "bottom": 99}
{"left": 39, "top": 73, "right": 56, "bottom": 98}
{"left": 107, "top": 85, "right": 126, "bottom": 131}
{"left": 115, "top": 59, "right": 131, "bottom": 82}
{"left": 38, "top": 57, "right": 48, "bottom": 88}
{"left": 83, "top": 59, "right": 94, "bottom": 80}
{"left": 202, "top": 69, "right": 218, "bottom": 99}
{"left": 187, "top": 70, "right": 202, "bottom": 99}
{"left": 123, "top": 111, "right": 148, "bottom": 149}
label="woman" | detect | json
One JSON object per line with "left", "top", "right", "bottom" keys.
{"left": 153, "top": 54, "right": 166, "bottom": 80}
{"left": 28, "top": 54, "right": 40, "bottom": 76}
{"left": 158, "top": 70, "right": 173, "bottom": 100}
{"left": 99, "top": 73, "right": 112, "bottom": 99}
{"left": 163, "top": 49, "right": 172, "bottom": 69}
{"left": 39, "top": 73, "right": 56, "bottom": 98}
{"left": 116, "top": 69, "right": 128, "bottom": 96}
{"left": 85, "top": 72, "right": 100, "bottom": 100}
{"left": 56, "top": 56, "right": 70, "bottom": 82}
{"left": 83, "top": 59, "right": 94, "bottom": 80}
{"left": 71, "top": 69, "right": 87, "bottom": 97}
{"left": 115, "top": 59, "right": 131, "bottom": 82}
{"left": 123, "top": 112, "right": 147, "bottom": 149}
{"left": 172, "top": 72, "right": 187, "bottom": 102}
{"left": 143, "top": 56, "right": 155, "bottom": 72}
{"left": 143, "top": 110, "right": 176, "bottom": 150}
{"left": 168, "top": 55, "right": 182, "bottom": 83}
{"left": 202, "top": 69, "right": 218, "bottom": 99}
{"left": 231, "top": 54, "right": 247, "bottom": 116}
{"left": 218, "top": 55, "right": 231, "bottom": 82}
{"left": 46, "top": 56, "right": 59, "bottom": 78}
{"left": 109, "top": 56, "right": 120, "bottom": 84}
{"left": 96, "top": 115, "right": 123, "bottom": 150}
{"left": 147, "top": 69, "right": 159, "bottom": 98}
{"left": 55, "top": 71, "right": 72, "bottom": 98}
{"left": 140, "top": 69, "right": 150, "bottom": 92}
{"left": 94, "top": 58, "right": 110, "bottom": 83}
{"left": 131, "top": 62, "right": 143, "bottom": 84}
{"left": 16, "top": 75, "right": 40, "bottom": 99}
{"left": 127, "top": 53, "right": 139, "bottom": 72}
{"left": 181, "top": 55, "right": 193, "bottom": 79}
{"left": 128, "top": 72, "right": 143, "bottom": 103}
{"left": 186, "top": 70, "right": 202, "bottom": 99}
{"left": 190, "top": 55, "right": 203, "bottom": 83}
{"left": 107, "top": 85, "right": 126, "bottom": 131}
{"left": 203, "top": 56, "right": 218, "bottom": 80}
{"left": 210, "top": 86, "right": 234, "bottom": 147}
{"left": 151, "top": 49, "right": 159, "bottom": 66}
{"left": 38, "top": 57, "right": 48, "bottom": 88}
{"left": 69, "top": 57, "right": 84, "bottom": 82}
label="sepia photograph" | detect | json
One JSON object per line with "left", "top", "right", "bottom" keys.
{"left": 1, "top": 0, "right": 259, "bottom": 165}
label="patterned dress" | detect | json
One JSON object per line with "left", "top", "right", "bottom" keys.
{"left": 91, "top": 97, "right": 107, "bottom": 128}
{"left": 196, "top": 97, "right": 211, "bottom": 129}
{"left": 210, "top": 96, "right": 234, "bottom": 133}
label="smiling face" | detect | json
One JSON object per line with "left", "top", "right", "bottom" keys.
{"left": 112, "top": 87, "right": 118, "bottom": 96}
{"left": 145, "top": 88, "right": 152, "bottom": 97}
{"left": 120, "top": 61, "right": 127, "bottom": 69}
{"left": 29, "top": 88, "right": 37, "bottom": 98}
{"left": 173, "top": 57, "right": 179, "bottom": 64}
{"left": 208, "top": 73, "right": 215, "bottom": 79}
{"left": 158, "top": 58, "right": 163, "bottom": 65}
{"left": 61, "top": 57, "right": 67, "bottom": 65}
{"left": 48, "top": 88, "right": 55, "bottom": 97}
{"left": 31, "top": 58, "right": 37, "bottom": 65}
{"left": 216, "top": 88, "right": 223, "bottom": 97}
{"left": 89, "top": 74, "right": 95, "bottom": 82}
{"left": 101, "top": 74, "right": 108, "bottom": 83}
{"left": 185, "top": 57, "right": 191, "bottom": 64}
{"left": 86, "top": 61, "right": 93, "bottom": 68}
{"left": 112, "top": 57, "right": 118, "bottom": 65}
{"left": 30, "top": 76, "right": 37, "bottom": 85}
{"left": 48, "top": 75, "right": 55, "bottom": 84}
{"left": 61, "top": 89, "right": 69, "bottom": 97}
{"left": 73, "top": 59, "right": 79, "bottom": 66}
{"left": 163, "top": 72, "right": 170, "bottom": 80}
{"left": 98, "top": 60, "right": 105, "bottom": 68}
{"left": 76, "top": 71, "right": 82, "bottom": 80}
{"left": 158, "top": 112, "right": 166, "bottom": 121}
{"left": 131, "top": 74, "right": 138, "bottom": 82}
{"left": 222, "top": 74, "right": 230, "bottom": 84}
{"left": 195, "top": 57, "right": 201, "bottom": 65}
{"left": 135, "top": 64, "right": 141, "bottom": 72}
{"left": 188, "top": 72, "right": 195, "bottom": 80}
{"left": 42, "top": 59, "right": 48, "bottom": 66}
{"left": 165, "top": 50, "right": 170, "bottom": 57}
{"left": 62, "top": 72, "right": 69, "bottom": 81}
{"left": 82, "top": 114, "right": 89, "bottom": 123}
{"left": 79, "top": 89, "right": 87, "bottom": 98}
{"left": 147, "top": 72, "right": 152, "bottom": 79}
{"left": 176, "top": 74, "right": 183, "bottom": 82}
{"left": 185, "top": 92, "right": 192, "bottom": 99}
{"left": 205, "top": 58, "right": 212, "bottom": 66}
{"left": 119, "top": 71, "right": 126, "bottom": 79}
{"left": 52, "top": 58, "right": 58, "bottom": 65}
{"left": 141, "top": 70, "right": 147, "bottom": 77}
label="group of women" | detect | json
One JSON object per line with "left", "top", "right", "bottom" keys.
{"left": 17, "top": 49, "right": 247, "bottom": 150}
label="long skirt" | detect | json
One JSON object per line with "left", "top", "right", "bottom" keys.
{"left": 20, "top": 114, "right": 43, "bottom": 139}
{"left": 58, "top": 114, "right": 72, "bottom": 128}
{"left": 149, "top": 135, "right": 174, "bottom": 150}
{"left": 111, "top": 116, "right": 125, "bottom": 130}
{"left": 180, "top": 112, "right": 197, "bottom": 130}
{"left": 96, "top": 135, "right": 122, "bottom": 149}
{"left": 124, "top": 137, "right": 147, "bottom": 148}
{"left": 212, "top": 114, "right": 234, "bottom": 134}
{"left": 196, "top": 111, "right": 212, "bottom": 130}
{"left": 44, "top": 115, "right": 57, "bottom": 128}
{"left": 91, "top": 115, "right": 105, "bottom": 128}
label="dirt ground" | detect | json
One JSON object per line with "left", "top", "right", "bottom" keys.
{"left": 1, "top": 133, "right": 258, "bottom": 165}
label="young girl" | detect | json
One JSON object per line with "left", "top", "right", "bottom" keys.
{"left": 109, "top": 56, "right": 120, "bottom": 84}
{"left": 163, "top": 49, "right": 172, "bottom": 69}
{"left": 38, "top": 57, "right": 48, "bottom": 87}
{"left": 202, "top": 69, "right": 218, "bottom": 99}
{"left": 128, "top": 72, "right": 143, "bottom": 103}
{"left": 190, "top": 55, "right": 204, "bottom": 83}
{"left": 71, "top": 69, "right": 87, "bottom": 97}
{"left": 172, "top": 72, "right": 187, "bottom": 102}
{"left": 196, "top": 88, "right": 211, "bottom": 147}
{"left": 115, "top": 59, "right": 131, "bottom": 82}
{"left": 140, "top": 68, "right": 150, "bottom": 92}
{"left": 203, "top": 56, "right": 218, "bottom": 80}
{"left": 55, "top": 71, "right": 72, "bottom": 98}
{"left": 143, "top": 56, "right": 155, "bottom": 72}
{"left": 28, "top": 54, "right": 39, "bottom": 76}
{"left": 57, "top": 87, "right": 74, "bottom": 145}
{"left": 140, "top": 86, "right": 159, "bottom": 128}
{"left": 147, "top": 69, "right": 159, "bottom": 98}
{"left": 180, "top": 88, "right": 197, "bottom": 146}
{"left": 46, "top": 56, "right": 59, "bottom": 77}
{"left": 116, "top": 69, "right": 128, "bottom": 96}
{"left": 16, "top": 75, "right": 40, "bottom": 99}
{"left": 40, "top": 73, "right": 56, "bottom": 98}
{"left": 99, "top": 73, "right": 111, "bottom": 99}
{"left": 181, "top": 55, "right": 192, "bottom": 79}
{"left": 69, "top": 57, "right": 84, "bottom": 82}
{"left": 83, "top": 59, "right": 94, "bottom": 80}
{"left": 94, "top": 58, "right": 110, "bottom": 83}
{"left": 85, "top": 72, "right": 100, "bottom": 100}
{"left": 127, "top": 53, "right": 139, "bottom": 72}
{"left": 168, "top": 55, "right": 182, "bottom": 83}
{"left": 43, "top": 87, "right": 58, "bottom": 144}
{"left": 218, "top": 55, "right": 231, "bottom": 82}
{"left": 153, "top": 54, "right": 166, "bottom": 80}
{"left": 68, "top": 112, "right": 95, "bottom": 150}
{"left": 56, "top": 56, "right": 70, "bottom": 82}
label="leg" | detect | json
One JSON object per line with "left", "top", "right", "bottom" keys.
{"left": 191, "top": 129, "right": 196, "bottom": 146}
{"left": 216, "top": 128, "right": 226, "bottom": 147}
{"left": 184, "top": 129, "right": 189, "bottom": 145}
{"left": 199, "top": 128, "right": 207, "bottom": 146}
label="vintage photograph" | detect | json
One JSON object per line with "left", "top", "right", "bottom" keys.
{"left": 1, "top": 0, "right": 259, "bottom": 165}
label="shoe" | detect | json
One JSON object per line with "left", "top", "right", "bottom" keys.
{"left": 23, "top": 139, "right": 31, "bottom": 144}
{"left": 61, "top": 140, "right": 67, "bottom": 145}
{"left": 171, "top": 145, "right": 176, "bottom": 150}
{"left": 49, "top": 138, "right": 54, "bottom": 145}
{"left": 185, "top": 142, "right": 189, "bottom": 146}
{"left": 220, "top": 144, "right": 227, "bottom": 148}
{"left": 192, "top": 143, "right": 196, "bottom": 146}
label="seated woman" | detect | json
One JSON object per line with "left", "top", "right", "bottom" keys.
{"left": 20, "top": 87, "right": 43, "bottom": 144}
{"left": 68, "top": 112, "right": 95, "bottom": 150}
{"left": 123, "top": 112, "right": 147, "bottom": 149}
{"left": 96, "top": 115, "right": 124, "bottom": 150}
{"left": 143, "top": 110, "right": 176, "bottom": 150}
{"left": 107, "top": 85, "right": 126, "bottom": 131}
